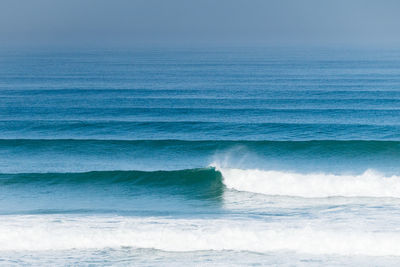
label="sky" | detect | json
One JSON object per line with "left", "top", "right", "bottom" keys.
{"left": 1, "top": 0, "right": 400, "bottom": 48}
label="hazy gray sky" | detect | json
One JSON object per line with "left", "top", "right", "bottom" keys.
{"left": 1, "top": 0, "right": 400, "bottom": 47}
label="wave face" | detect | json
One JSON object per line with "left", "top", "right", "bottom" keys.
{"left": 2, "top": 48, "right": 400, "bottom": 265}
{"left": 0, "top": 169, "right": 223, "bottom": 200}
{"left": 0, "top": 169, "right": 224, "bottom": 215}
{"left": 0, "top": 168, "right": 220, "bottom": 187}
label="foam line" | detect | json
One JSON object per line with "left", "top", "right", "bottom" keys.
{"left": 1, "top": 215, "right": 400, "bottom": 256}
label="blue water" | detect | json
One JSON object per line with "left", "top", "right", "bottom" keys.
{"left": 1, "top": 48, "right": 400, "bottom": 266}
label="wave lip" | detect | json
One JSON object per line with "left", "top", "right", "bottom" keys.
{"left": 215, "top": 165, "right": 400, "bottom": 198}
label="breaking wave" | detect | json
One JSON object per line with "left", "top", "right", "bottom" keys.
{"left": 3, "top": 166, "right": 400, "bottom": 198}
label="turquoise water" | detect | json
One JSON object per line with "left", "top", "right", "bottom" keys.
{"left": 2, "top": 48, "right": 400, "bottom": 266}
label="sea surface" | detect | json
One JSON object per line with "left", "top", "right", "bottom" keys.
{"left": 1, "top": 47, "right": 400, "bottom": 266}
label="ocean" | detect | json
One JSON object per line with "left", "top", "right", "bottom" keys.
{"left": 1, "top": 47, "right": 400, "bottom": 266}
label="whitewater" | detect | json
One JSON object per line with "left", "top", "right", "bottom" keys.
{"left": 217, "top": 166, "right": 400, "bottom": 198}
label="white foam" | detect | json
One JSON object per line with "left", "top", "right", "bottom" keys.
{"left": 1, "top": 215, "right": 400, "bottom": 256}
{"left": 214, "top": 165, "right": 400, "bottom": 198}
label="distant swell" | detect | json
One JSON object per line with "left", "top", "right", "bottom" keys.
{"left": 3, "top": 139, "right": 400, "bottom": 157}
{"left": 1, "top": 121, "right": 400, "bottom": 140}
